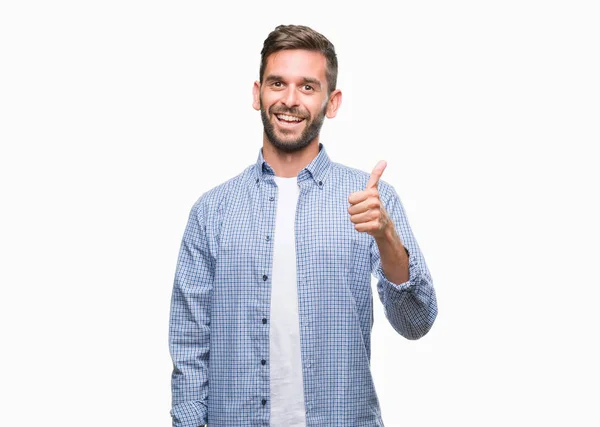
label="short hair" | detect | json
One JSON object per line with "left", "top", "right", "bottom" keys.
{"left": 259, "top": 24, "right": 338, "bottom": 95}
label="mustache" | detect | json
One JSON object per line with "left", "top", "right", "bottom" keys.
{"left": 269, "top": 106, "right": 309, "bottom": 119}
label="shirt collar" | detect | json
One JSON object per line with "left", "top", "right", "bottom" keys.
{"left": 253, "top": 142, "right": 332, "bottom": 187}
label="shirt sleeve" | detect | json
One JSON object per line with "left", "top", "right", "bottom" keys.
{"left": 169, "top": 198, "right": 213, "bottom": 427}
{"left": 370, "top": 182, "right": 438, "bottom": 340}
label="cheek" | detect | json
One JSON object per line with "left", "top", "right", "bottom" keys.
{"left": 310, "top": 97, "right": 328, "bottom": 116}
{"left": 303, "top": 102, "right": 318, "bottom": 117}
{"left": 258, "top": 91, "right": 271, "bottom": 108}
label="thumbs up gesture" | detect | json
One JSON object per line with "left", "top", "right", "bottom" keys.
{"left": 348, "top": 160, "right": 393, "bottom": 240}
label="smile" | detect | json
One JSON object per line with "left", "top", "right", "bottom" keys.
{"left": 275, "top": 113, "right": 305, "bottom": 125}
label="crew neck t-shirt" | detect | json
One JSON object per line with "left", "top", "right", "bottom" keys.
{"left": 269, "top": 175, "right": 307, "bottom": 427}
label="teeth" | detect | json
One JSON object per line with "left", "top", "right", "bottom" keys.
{"left": 277, "top": 114, "right": 302, "bottom": 122}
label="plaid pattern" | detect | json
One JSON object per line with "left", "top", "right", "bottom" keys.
{"left": 169, "top": 143, "right": 437, "bottom": 427}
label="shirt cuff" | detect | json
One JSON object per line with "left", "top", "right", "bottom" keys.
{"left": 170, "top": 401, "right": 207, "bottom": 427}
{"left": 376, "top": 249, "right": 420, "bottom": 303}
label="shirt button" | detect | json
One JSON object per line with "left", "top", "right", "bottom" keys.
{"left": 262, "top": 318, "right": 267, "bottom": 324}
{"left": 263, "top": 275, "right": 268, "bottom": 281}
{"left": 262, "top": 399, "right": 267, "bottom": 406}
{"left": 265, "top": 235, "right": 270, "bottom": 241}
{"left": 318, "top": 181, "right": 323, "bottom": 186}
{"left": 269, "top": 196, "right": 274, "bottom": 201}
{"left": 261, "top": 359, "right": 266, "bottom": 365}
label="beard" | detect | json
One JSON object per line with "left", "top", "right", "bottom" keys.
{"left": 260, "top": 98, "right": 327, "bottom": 153}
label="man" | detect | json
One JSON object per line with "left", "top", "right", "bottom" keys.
{"left": 169, "top": 24, "right": 437, "bottom": 427}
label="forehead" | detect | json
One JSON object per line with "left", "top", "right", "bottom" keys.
{"left": 264, "top": 49, "right": 327, "bottom": 82}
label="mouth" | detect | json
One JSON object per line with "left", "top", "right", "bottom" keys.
{"left": 274, "top": 113, "right": 306, "bottom": 128}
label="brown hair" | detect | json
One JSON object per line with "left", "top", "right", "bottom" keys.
{"left": 259, "top": 24, "right": 338, "bottom": 95}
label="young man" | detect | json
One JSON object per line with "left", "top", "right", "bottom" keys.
{"left": 169, "top": 24, "right": 437, "bottom": 427}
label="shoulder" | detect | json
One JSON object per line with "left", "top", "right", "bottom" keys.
{"left": 329, "top": 161, "right": 398, "bottom": 202}
{"left": 189, "top": 164, "right": 255, "bottom": 219}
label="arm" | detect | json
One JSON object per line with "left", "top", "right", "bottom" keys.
{"left": 169, "top": 199, "right": 213, "bottom": 427}
{"left": 371, "top": 184, "right": 438, "bottom": 339}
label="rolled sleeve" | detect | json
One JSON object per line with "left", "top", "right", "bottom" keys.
{"left": 170, "top": 400, "right": 208, "bottom": 427}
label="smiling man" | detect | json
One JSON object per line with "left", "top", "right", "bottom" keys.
{"left": 169, "top": 25, "right": 437, "bottom": 427}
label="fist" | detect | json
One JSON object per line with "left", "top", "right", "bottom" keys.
{"left": 347, "top": 160, "right": 392, "bottom": 239}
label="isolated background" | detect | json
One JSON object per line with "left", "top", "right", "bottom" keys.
{"left": 1, "top": 1, "right": 599, "bottom": 426}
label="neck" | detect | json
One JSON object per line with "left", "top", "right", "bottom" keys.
{"left": 262, "top": 136, "right": 320, "bottom": 178}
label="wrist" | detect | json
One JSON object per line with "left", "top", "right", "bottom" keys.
{"left": 375, "top": 224, "right": 396, "bottom": 244}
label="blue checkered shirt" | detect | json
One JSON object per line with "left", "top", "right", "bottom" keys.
{"left": 169, "top": 143, "right": 437, "bottom": 427}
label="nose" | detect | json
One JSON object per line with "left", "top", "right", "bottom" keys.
{"left": 281, "top": 86, "right": 299, "bottom": 108}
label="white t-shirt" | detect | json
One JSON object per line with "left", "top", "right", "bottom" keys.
{"left": 269, "top": 176, "right": 307, "bottom": 427}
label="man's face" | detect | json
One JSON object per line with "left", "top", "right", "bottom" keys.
{"left": 253, "top": 49, "right": 340, "bottom": 153}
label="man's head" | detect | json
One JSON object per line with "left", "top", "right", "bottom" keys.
{"left": 259, "top": 25, "right": 338, "bottom": 96}
{"left": 253, "top": 25, "right": 342, "bottom": 153}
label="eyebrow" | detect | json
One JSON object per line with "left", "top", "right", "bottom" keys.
{"left": 264, "top": 75, "right": 322, "bottom": 90}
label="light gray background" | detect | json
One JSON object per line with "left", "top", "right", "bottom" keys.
{"left": 1, "top": 1, "right": 598, "bottom": 426}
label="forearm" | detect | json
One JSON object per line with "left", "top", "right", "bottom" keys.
{"left": 374, "top": 224, "right": 410, "bottom": 285}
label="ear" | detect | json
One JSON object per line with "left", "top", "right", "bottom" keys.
{"left": 325, "top": 89, "right": 342, "bottom": 119}
{"left": 252, "top": 81, "right": 261, "bottom": 111}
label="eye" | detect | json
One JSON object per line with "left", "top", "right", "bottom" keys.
{"left": 303, "top": 84, "right": 314, "bottom": 91}
{"left": 273, "top": 81, "right": 283, "bottom": 88}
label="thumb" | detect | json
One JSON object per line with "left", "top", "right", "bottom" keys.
{"left": 366, "top": 160, "right": 387, "bottom": 189}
